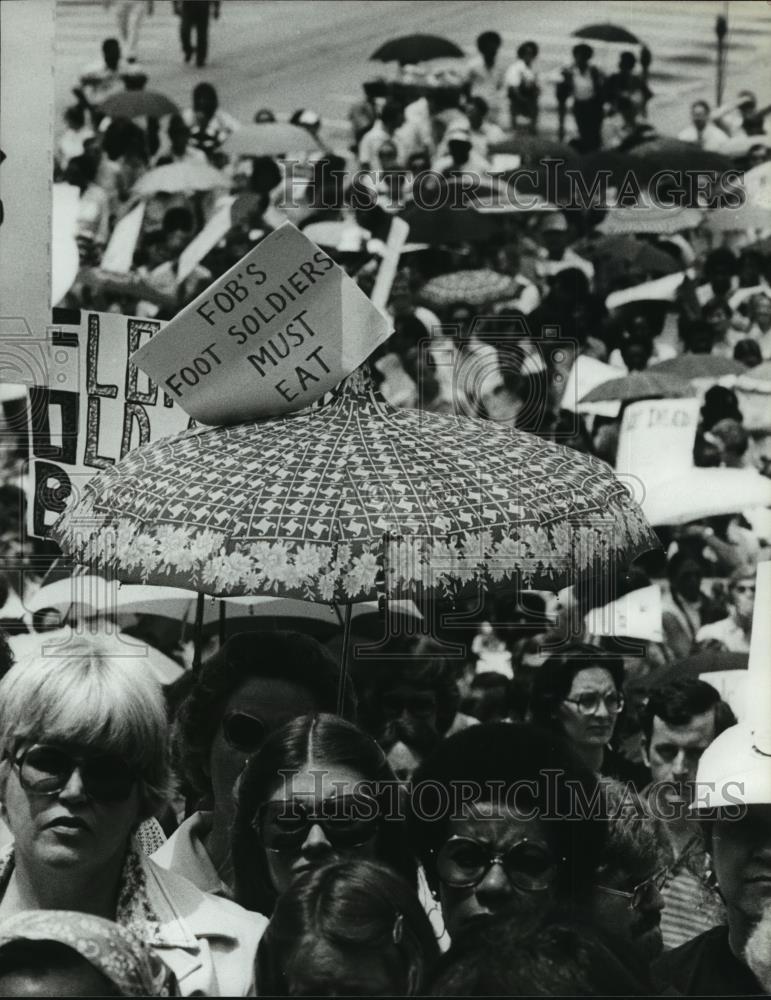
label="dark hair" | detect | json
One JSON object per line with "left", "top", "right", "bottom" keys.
{"left": 408, "top": 723, "right": 608, "bottom": 898}
{"left": 381, "top": 99, "right": 405, "bottom": 129}
{"left": 518, "top": 40, "right": 539, "bottom": 58}
{"left": 0, "top": 630, "right": 14, "bottom": 683}
{"left": 232, "top": 713, "right": 416, "bottom": 914}
{"left": 529, "top": 643, "right": 624, "bottom": 732}
{"left": 167, "top": 113, "right": 188, "bottom": 137}
{"left": 666, "top": 548, "right": 704, "bottom": 583}
{"left": 255, "top": 860, "right": 439, "bottom": 996}
{"left": 477, "top": 31, "right": 502, "bottom": 51}
{"left": 174, "top": 631, "right": 356, "bottom": 799}
{"left": 162, "top": 206, "right": 194, "bottom": 236}
{"left": 102, "top": 37, "right": 120, "bottom": 59}
{"left": 64, "top": 154, "right": 97, "bottom": 193}
{"left": 428, "top": 906, "right": 651, "bottom": 996}
{"left": 249, "top": 155, "right": 282, "bottom": 194}
{"left": 64, "top": 104, "right": 86, "bottom": 130}
{"left": 468, "top": 95, "right": 489, "bottom": 116}
{"left": 733, "top": 338, "right": 762, "bottom": 367}
{"left": 702, "top": 297, "right": 733, "bottom": 321}
{"left": 641, "top": 677, "right": 736, "bottom": 744}
{"left": 703, "top": 247, "right": 736, "bottom": 278}
{"left": 351, "top": 636, "right": 460, "bottom": 737}
{"left": 192, "top": 81, "right": 218, "bottom": 109}
{"left": 619, "top": 50, "right": 637, "bottom": 69}
{"left": 573, "top": 43, "right": 594, "bottom": 60}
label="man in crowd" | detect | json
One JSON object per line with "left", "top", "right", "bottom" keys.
{"left": 678, "top": 100, "right": 729, "bottom": 151}
{"left": 641, "top": 677, "right": 736, "bottom": 949}
{"left": 556, "top": 44, "right": 605, "bottom": 151}
{"left": 696, "top": 564, "right": 757, "bottom": 652}
{"left": 661, "top": 551, "right": 724, "bottom": 663}
{"left": 465, "top": 30, "right": 506, "bottom": 126}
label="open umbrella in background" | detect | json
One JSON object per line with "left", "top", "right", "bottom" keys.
{"left": 642, "top": 468, "right": 771, "bottom": 526}
{"left": 133, "top": 162, "right": 229, "bottom": 196}
{"left": 489, "top": 136, "right": 578, "bottom": 166}
{"left": 576, "top": 235, "right": 681, "bottom": 283}
{"left": 419, "top": 270, "right": 526, "bottom": 309}
{"left": 596, "top": 204, "right": 703, "bottom": 236}
{"left": 649, "top": 355, "right": 746, "bottom": 379}
{"left": 579, "top": 370, "right": 692, "bottom": 404}
{"left": 573, "top": 23, "right": 642, "bottom": 44}
{"left": 370, "top": 34, "right": 465, "bottom": 64}
{"left": 223, "top": 123, "right": 322, "bottom": 159}
{"left": 100, "top": 90, "right": 179, "bottom": 120}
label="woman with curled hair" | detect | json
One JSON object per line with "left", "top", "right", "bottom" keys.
{"left": 231, "top": 713, "right": 417, "bottom": 918}
{"left": 408, "top": 723, "right": 609, "bottom": 943}
{"left": 256, "top": 859, "right": 439, "bottom": 996}
{"left": 529, "top": 641, "right": 648, "bottom": 785}
{"left": 0, "top": 633, "right": 265, "bottom": 996}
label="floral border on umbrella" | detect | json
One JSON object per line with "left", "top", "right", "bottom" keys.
{"left": 62, "top": 492, "right": 652, "bottom": 601}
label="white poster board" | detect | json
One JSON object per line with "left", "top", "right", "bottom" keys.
{"left": 132, "top": 222, "right": 392, "bottom": 426}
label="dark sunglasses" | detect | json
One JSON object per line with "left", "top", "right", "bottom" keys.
{"left": 221, "top": 711, "right": 267, "bottom": 753}
{"left": 437, "top": 835, "right": 558, "bottom": 891}
{"left": 12, "top": 743, "right": 137, "bottom": 803}
{"left": 253, "top": 793, "right": 381, "bottom": 852}
{"left": 596, "top": 867, "right": 670, "bottom": 910}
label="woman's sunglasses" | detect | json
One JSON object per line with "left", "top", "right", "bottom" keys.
{"left": 437, "top": 835, "right": 559, "bottom": 891}
{"left": 221, "top": 711, "right": 267, "bottom": 753}
{"left": 12, "top": 743, "right": 137, "bottom": 803}
{"left": 253, "top": 793, "right": 381, "bottom": 852}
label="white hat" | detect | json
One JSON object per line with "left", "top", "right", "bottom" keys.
{"left": 692, "top": 723, "right": 771, "bottom": 810}
{"left": 541, "top": 212, "right": 568, "bottom": 232}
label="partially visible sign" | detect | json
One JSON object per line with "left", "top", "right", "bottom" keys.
{"left": 584, "top": 584, "right": 663, "bottom": 643}
{"left": 371, "top": 217, "right": 409, "bottom": 311}
{"left": 101, "top": 202, "right": 146, "bottom": 274}
{"left": 562, "top": 355, "right": 621, "bottom": 418}
{"left": 616, "top": 397, "right": 701, "bottom": 478}
{"left": 177, "top": 197, "right": 234, "bottom": 284}
{"left": 132, "top": 222, "right": 392, "bottom": 426}
{"left": 27, "top": 311, "right": 194, "bottom": 539}
{"left": 0, "top": 0, "right": 55, "bottom": 374}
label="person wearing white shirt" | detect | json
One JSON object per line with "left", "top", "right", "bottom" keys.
{"left": 359, "top": 100, "right": 410, "bottom": 171}
{"left": 695, "top": 566, "right": 755, "bottom": 653}
{"left": 678, "top": 100, "right": 729, "bottom": 151}
{"left": 465, "top": 31, "right": 506, "bottom": 125}
{"left": 504, "top": 41, "right": 540, "bottom": 132}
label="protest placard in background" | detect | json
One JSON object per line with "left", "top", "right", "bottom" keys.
{"left": 27, "top": 310, "right": 194, "bottom": 539}
{"left": 132, "top": 222, "right": 392, "bottom": 426}
{"left": 0, "top": 0, "right": 55, "bottom": 377}
{"left": 584, "top": 584, "right": 663, "bottom": 643}
{"left": 615, "top": 396, "right": 701, "bottom": 478}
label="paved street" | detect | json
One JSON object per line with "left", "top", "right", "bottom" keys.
{"left": 54, "top": 0, "right": 771, "bottom": 150}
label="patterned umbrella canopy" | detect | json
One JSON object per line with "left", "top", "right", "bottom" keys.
{"left": 419, "top": 269, "right": 525, "bottom": 308}
{"left": 53, "top": 368, "right": 656, "bottom": 602}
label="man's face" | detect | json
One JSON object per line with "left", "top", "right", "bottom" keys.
{"left": 692, "top": 104, "right": 709, "bottom": 129}
{"left": 645, "top": 711, "right": 716, "bottom": 808}
{"left": 381, "top": 683, "right": 438, "bottom": 733}
{"left": 730, "top": 577, "right": 756, "bottom": 626}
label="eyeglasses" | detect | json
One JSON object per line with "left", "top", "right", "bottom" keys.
{"left": 12, "top": 743, "right": 137, "bottom": 803}
{"left": 221, "top": 711, "right": 266, "bottom": 754}
{"left": 596, "top": 868, "right": 670, "bottom": 910}
{"left": 436, "top": 835, "right": 558, "bottom": 891}
{"left": 253, "top": 793, "right": 381, "bottom": 852}
{"left": 563, "top": 692, "right": 624, "bottom": 716}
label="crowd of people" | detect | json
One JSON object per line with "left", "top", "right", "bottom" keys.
{"left": 0, "top": 8, "right": 770, "bottom": 997}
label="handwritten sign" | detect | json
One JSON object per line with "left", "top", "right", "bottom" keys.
{"left": 0, "top": 0, "right": 55, "bottom": 366}
{"left": 27, "top": 310, "right": 194, "bottom": 539}
{"left": 615, "top": 397, "right": 701, "bottom": 478}
{"left": 132, "top": 222, "right": 392, "bottom": 426}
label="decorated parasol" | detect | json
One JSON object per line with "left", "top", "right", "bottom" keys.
{"left": 52, "top": 366, "right": 656, "bottom": 605}
{"left": 419, "top": 269, "right": 527, "bottom": 309}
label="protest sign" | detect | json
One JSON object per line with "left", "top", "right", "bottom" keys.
{"left": 177, "top": 197, "right": 234, "bottom": 283}
{"left": 101, "top": 202, "right": 146, "bottom": 274}
{"left": 371, "top": 217, "right": 410, "bottom": 311}
{"left": 605, "top": 271, "right": 687, "bottom": 311}
{"left": 584, "top": 584, "right": 663, "bottom": 643}
{"left": 0, "top": 0, "right": 55, "bottom": 376}
{"left": 132, "top": 221, "right": 392, "bottom": 426}
{"left": 27, "top": 310, "right": 194, "bottom": 539}
{"left": 615, "top": 396, "right": 701, "bottom": 478}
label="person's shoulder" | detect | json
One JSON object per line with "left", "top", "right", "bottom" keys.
{"left": 652, "top": 925, "right": 730, "bottom": 992}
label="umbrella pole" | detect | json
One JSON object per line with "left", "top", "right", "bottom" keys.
{"left": 336, "top": 602, "right": 353, "bottom": 718}
{"left": 219, "top": 600, "right": 226, "bottom": 648}
{"left": 192, "top": 592, "right": 205, "bottom": 673}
